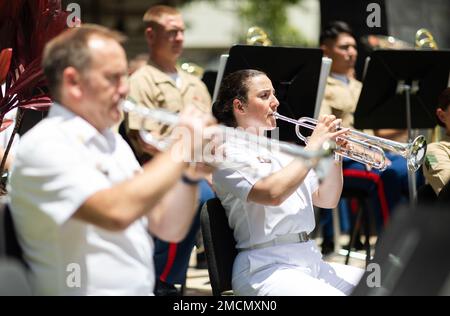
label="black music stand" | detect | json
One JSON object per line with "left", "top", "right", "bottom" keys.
{"left": 202, "top": 70, "right": 218, "bottom": 98}
{"left": 221, "top": 45, "right": 324, "bottom": 144}
{"left": 354, "top": 49, "right": 450, "bottom": 204}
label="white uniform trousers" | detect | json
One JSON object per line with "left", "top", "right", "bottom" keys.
{"left": 232, "top": 240, "right": 364, "bottom": 296}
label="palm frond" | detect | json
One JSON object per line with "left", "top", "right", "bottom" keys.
{"left": 0, "top": 0, "right": 69, "bottom": 118}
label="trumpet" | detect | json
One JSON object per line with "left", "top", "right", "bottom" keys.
{"left": 121, "top": 100, "right": 335, "bottom": 174}
{"left": 272, "top": 112, "right": 427, "bottom": 172}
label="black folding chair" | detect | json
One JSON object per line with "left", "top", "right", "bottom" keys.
{"left": 200, "top": 198, "right": 237, "bottom": 296}
{"left": 0, "top": 203, "right": 24, "bottom": 262}
{"left": 341, "top": 188, "right": 373, "bottom": 266}
{"left": 0, "top": 203, "right": 30, "bottom": 295}
{"left": 0, "top": 258, "right": 31, "bottom": 296}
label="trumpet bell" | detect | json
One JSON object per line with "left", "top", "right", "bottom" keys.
{"left": 407, "top": 135, "right": 427, "bottom": 172}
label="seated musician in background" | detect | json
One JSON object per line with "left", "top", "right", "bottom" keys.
{"left": 211, "top": 69, "right": 364, "bottom": 296}
{"left": 423, "top": 87, "right": 450, "bottom": 195}
{"left": 8, "top": 24, "right": 214, "bottom": 295}
{"left": 318, "top": 21, "right": 416, "bottom": 253}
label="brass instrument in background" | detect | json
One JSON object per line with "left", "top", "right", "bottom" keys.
{"left": 180, "top": 62, "right": 204, "bottom": 78}
{"left": 415, "top": 28, "right": 438, "bottom": 50}
{"left": 362, "top": 28, "right": 438, "bottom": 51}
{"left": 246, "top": 26, "right": 272, "bottom": 46}
{"left": 273, "top": 112, "right": 427, "bottom": 172}
{"left": 362, "top": 34, "right": 413, "bottom": 50}
{"left": 415, "top": 28, "right": 442, "bottom": 142}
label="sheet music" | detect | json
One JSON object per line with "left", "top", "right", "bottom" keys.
{"left": 212, "top": 54, "right": 229, "bottom": 103}
{"left": 313, "top": 57, "right": 332, "bottom": 119}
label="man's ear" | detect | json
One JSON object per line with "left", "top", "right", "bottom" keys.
{"left": 232, "top": 99, "right": 245, "bottom": 114}
{"left": 436, "top": 108, "right": 446, "bottom": 125}
{"left": 145, "top": 27, "right": 154, "bottom": 43}
{"left": 62, "top": 67, "right": 83, "bottom": 99}
{"left": 320, "top": 44, "right": 330, "bottom": 57}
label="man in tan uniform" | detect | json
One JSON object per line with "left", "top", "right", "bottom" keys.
{"left": 317, "top": 21, "right": 413, "bottom": 255}
{"left": 423, "top": 88, "right": 450, "bottom": 195}
{"left": 125, "top": 5, "right": 213, "bottom": 295}
{"left": 126, "top": 5, "right": 211, "bottom": 163}
{"left": 320, "top": 75, "right": 361, "bottom": 129}
{"left": 318, "top": 20, "right": 361, "bottom": 129}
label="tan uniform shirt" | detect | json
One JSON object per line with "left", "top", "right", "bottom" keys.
{"left": 423, "top": 134, "right": 450, "bottom": 194}
{"left": 125, "top": 62, "right": 211, "bottom": 160}
{"left": 319, "top": 76, "right": 362, "bottom": 129}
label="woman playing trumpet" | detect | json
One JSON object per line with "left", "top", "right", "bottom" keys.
{"left": 212, "top": 69, "right": 364, "bottom": 296}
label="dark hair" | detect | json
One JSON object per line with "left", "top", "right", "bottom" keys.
{"left": 212, "top": 69, "right": 267, "bottom": 127}
{"left": 42, "top": 24, "right": 125, "bottom": 102}
{"left": 319, "top": 21, "right": 355, "bottom": 45}
{"left": 436, "top": 87, "right": 450, "bottom": 127}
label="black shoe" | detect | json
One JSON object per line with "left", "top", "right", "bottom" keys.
{"left": 345, "top": 238, "right": 365, "bottom": 251}
{"left": 155, "top": 280, "right": 180, "bottom": 296}
{"left": 321, "top": 239, "right": 335, "bottom": 255}
{"left": 196, "top": 252, "right": 208, "bottom": 270}
{"left": 354, "top": 239, "right": 365, "bottom": 250}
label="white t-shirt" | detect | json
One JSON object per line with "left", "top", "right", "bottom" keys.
{"left": 9, "top": 104, "right": 154, "bottom": 295}
{"left": 212, "top": 141, "right": 319, "bottom": 250}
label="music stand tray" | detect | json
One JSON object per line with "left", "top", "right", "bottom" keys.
{"left": 355, "top": 50, "right": 450, "bottom": 130}
{"left": 354, "top": 49, "right": 450, "bottom": 203}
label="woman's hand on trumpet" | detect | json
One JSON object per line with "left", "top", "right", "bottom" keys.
{"left": 305, "top": 114, "right": 349, "bottom": 152}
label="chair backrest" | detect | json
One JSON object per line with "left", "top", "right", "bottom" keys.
{"left": 200, "top": 198, "right": 237, "bottom": 296}
{"left": 0, "top": 203, "right": 25, "bottom": 264}
{"left": 0, "top": 202, "right": 30, "bottom": 295}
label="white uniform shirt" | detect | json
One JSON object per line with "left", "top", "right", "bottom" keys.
{"left": 212, "top": 140, "right": 365, "bottom": 296}
{"left": 212, "top": 141, "right": 319, "bottom": 250}
{"left": 9, "top": 104, "right": 154, "bottom": 295}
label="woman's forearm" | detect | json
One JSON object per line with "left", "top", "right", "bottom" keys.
{"left": 313, "top": 160, "right": 343, "bottom": 208}
{"left": 248, "top": 159, "right": 310, "bottom": 206}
